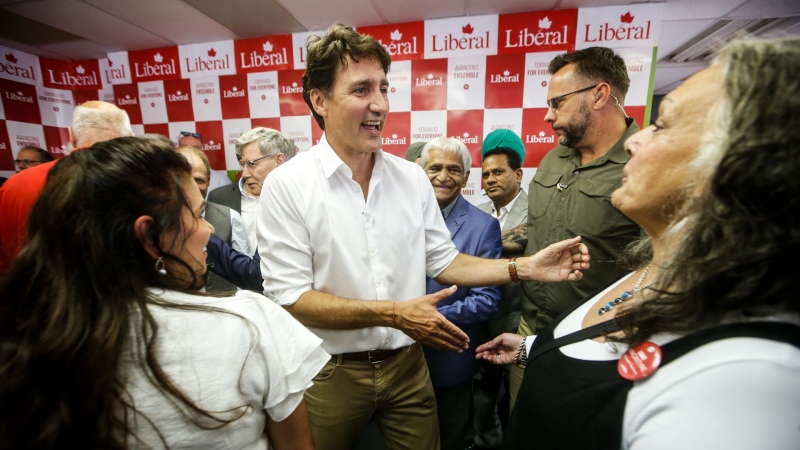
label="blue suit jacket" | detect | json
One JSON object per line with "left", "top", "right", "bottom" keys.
{"left": 206, "top": 234, "right": 263, "bottom": 291}
{"left": 423, "top": 195, "right": 502, "bottom": 388}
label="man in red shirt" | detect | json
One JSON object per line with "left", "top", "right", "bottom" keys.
{"left": 0, "top": 100, "right": 132, "bottom": 273}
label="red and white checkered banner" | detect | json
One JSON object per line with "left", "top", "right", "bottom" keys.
{"left": 1, "top": 4, "right": 662, "bottom": 185}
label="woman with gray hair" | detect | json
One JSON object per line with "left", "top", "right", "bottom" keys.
{"left": 478, "top": 37, "right": 800, "bottom": 449}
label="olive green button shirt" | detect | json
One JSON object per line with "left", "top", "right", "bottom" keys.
{"left": 521, "top": 118, "right": 642, "bottom": 333}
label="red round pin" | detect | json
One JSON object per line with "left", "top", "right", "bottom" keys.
{"left": 617, "top": 341, "right": 662, "bottom": 381}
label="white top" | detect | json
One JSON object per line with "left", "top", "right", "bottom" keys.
{"left": 126, "top": 289, "right": 330, "bottom": 449}
{"left": 207, "top": 169, "right": 232, "bottom": 198}
{"left": 525, "top": 274, "right": 800, "bottom": 450}
{"left": 490, "top": 189, "right": 523, "bottom": 230}
{"left": 239, "top": 179, "right": 260, "bottom": 256}
{"left": 229, "top": 208, "right": 250, "bottom": 256}
{"left": 257, "top": 134, "right": 459, "bottom": 354}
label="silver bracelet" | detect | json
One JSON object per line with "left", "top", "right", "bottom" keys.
{"left": 514, "top": 338, "right": 527, "bottom": 366}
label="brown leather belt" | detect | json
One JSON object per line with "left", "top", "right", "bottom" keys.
{"left": 334, "top": 345, "right": 410, "bottom": 364}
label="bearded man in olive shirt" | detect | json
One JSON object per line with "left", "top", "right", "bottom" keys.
{"left": 506, "top": 47, "right": 642, "bottom": 405}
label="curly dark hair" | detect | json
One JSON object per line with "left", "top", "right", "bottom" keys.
{"left": 0, "top": 137, "right": 246, "bottom": 448}
{"left": 301, "top": 23, "right": 391, "bottom": 130}
{"left": 615, "top": 38, "right": 800, "bottom": 345}
{"left": 549, "top": 46, "right": 630, "bottom": 98}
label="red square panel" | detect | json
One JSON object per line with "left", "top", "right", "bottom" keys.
{"left": 411, "top": 59, "right": 447, "bottom": 111}
{"left": 484, "top": 54, "right": 526, "bottom": 109}
{"left": 278, "top": 69, "right": 307, "bottom": 117}
{"left": 251, "top": 117, "right": 281, "bottom": 131}
{"left": 0, "top": 78, "right": 41, "bottom": 124}
{"left": 447, "top": 109, "right": 484, "bottom": 166}
{"left": 0, "top": 121, "right": 13, "bottom": 171}
{"left": 72, "top": 90, "right": 101, "bottom": 106}
{"left": 112, "top": 84, "right": 143, "bottom": 124}
{"left": 219, "top": 74, "right": 250, "bottom": 119}
{"left": 381, "top": 111, "right": 411, "bottom": 159}
{"left": 143, "top": 123, "right": 171, "bottom": 138}
{"left": 42, "top": 125, "right": 70, "bottom": 159}
{"left": 358, "top": 22, "right": 425, "bottom": 62}
{"left": 163, "top": 78, "right": 194, "bottom": 122}
{"left": 195, "top": 121, "right": 225, "bottom": 169}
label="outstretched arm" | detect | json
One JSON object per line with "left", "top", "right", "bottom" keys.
{"left": 284, "top": 286, "right": 470, "bottom": 352}
{"left": 206, "top": 234, "right": 263, "bottom": 291}
{"left": 435, "top": 236, "right": 590, "bottom": 287}
{"left": 475, "top": 333, "right": 526, "bottom": 365}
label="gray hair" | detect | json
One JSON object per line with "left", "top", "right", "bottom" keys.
{"left": 71, "top": 103, "right": 133, "bottom": 148}
{"left": 420, "top": 137, "right": 472, "bottom": 171}
{"left": 234, "top": 127, "right": 296, "bottom": 161}
{"left": 615, "top": 37, "right": 800, "bottom": 346}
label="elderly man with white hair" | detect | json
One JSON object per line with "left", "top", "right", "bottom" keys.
{"left": 420, "top": 136, "right": 502, "bottom": 450}
{"left": 0, "top": 100, "right": 133, "bottom": 273}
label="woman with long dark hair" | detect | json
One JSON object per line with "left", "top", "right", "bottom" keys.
{"left": 0, "top": 136, "right": 329, "bottom": 449}
{"left": 477, "top": 37, "right": 800, "bottom": 449}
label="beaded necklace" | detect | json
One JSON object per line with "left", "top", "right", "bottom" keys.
{"left": 598, "top": 264, "right": 655, "bottom": 316}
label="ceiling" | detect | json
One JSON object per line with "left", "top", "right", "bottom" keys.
{"left": 1, "top": 0, "right": 799, "bottom": 95}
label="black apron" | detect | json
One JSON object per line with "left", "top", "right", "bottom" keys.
{"left": 502, "top": 303, "right": 800, "bottom": 450}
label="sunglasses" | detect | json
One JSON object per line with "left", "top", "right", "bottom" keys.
{"left": 180, "top": 131, "right": 201, "bottom": 138}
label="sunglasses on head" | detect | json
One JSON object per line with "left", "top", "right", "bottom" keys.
{"left": 180, "top": 131, "right": 201, "bottom": 138}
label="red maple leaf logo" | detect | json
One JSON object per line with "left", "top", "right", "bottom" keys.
{"left": 462, "top": 23, "right": 474, "bottom": 34}
{"left": 621, "top": 12, "right": 634, "bottom": 23}
{"left": 208, "top": 48, "right": 217, "bottom": 57}
{"left": 5, "top": 53, "right": 17, "bottom": 64}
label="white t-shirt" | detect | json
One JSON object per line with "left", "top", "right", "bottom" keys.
{"left": 125, "top": 289, "right": 330, "bottom": 449}
{"left": 525, "top": 275, "right": 800, "bottom": 450}
{"left": 257, "top": 134, "right": 459, "bottom": 354}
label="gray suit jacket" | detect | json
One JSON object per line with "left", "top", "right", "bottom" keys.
{"left": 478, "top": 189, "right": 528, "bottom": 334}
{"left": 477, "top": 189, "right": 528, "bottom": 231}
{"left": 203, "top": 202, "right": 237, "bottom": 292}
{"left": 207, "top": 182, "right": 242, "bottom": 214}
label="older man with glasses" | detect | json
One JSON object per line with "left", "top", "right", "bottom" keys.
{"left": 497, "top": 47, "right": 643, "bottom": 414}
{"left": 206, "top": 127, "right": 296, "bottom": 265}
{"left": 13, "top": 146, "right": 54, "bottom": 172}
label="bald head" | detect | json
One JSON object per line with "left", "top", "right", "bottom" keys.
{"left": 69, "top": 100, "right": 133, "bottom": 149}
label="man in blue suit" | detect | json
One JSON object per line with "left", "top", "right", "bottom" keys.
{"left": 420, "top": 137, "right": 502, "bottom": 450}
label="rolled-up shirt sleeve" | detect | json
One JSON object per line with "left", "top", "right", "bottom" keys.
{"left": 257, "top": 169, "right": 313, "bottom": 306}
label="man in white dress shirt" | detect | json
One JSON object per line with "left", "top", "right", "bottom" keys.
{"left": 257, "top": 23, "right": 590, "bottom": 450}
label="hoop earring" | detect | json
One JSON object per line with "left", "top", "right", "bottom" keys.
{"left": 155, "top": 256, "right": 167, "bottom": 275}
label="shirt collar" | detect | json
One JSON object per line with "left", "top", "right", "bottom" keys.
{"left": 237, "top": 177, "right": 257, "bottom": 200}
{"left": 316, "top": 132, "right": 386, "bottom": 181}
{"left": 441, "top": 196, "right": 459, "bottom": 219}
{"left": 491, "top": 189, "right": 522, "bottom": 216}
{"left": 556, "top": 117, "right": 638, "bottom": 165}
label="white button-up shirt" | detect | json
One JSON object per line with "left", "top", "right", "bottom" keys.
{"left": 490, "top": 189, "right": 523, "bottom": 230}
{"left": 258, "top": 135, "right": 459, "bottom": 354}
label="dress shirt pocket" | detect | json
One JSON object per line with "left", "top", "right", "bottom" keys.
{"left": 529, "top": 171, "right": 561, "bottom": 220}
{"left": 568, "top": 179, "right": 626, "bottom": 237}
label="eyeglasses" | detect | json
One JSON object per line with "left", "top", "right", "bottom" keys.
{"left": 13, "top": 159, "right": 44, "bottom": 166}
{"left": 546, "top": 84, "right": 599, "bottom": 112}
{"left": 238, "top": 154, "right": 273, "bottom": 170}
{"left": 180, "top": 131, "right": 201, "bottom": 138}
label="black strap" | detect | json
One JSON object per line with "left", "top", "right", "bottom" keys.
{"left": 660, "top": 321, "right": 800, "bottom": 365}
{"left": 527, "top": 320, "right": 800, "bottom": 366}
{"left": 527, "top": 319, "right": 620, "bottom": 362}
